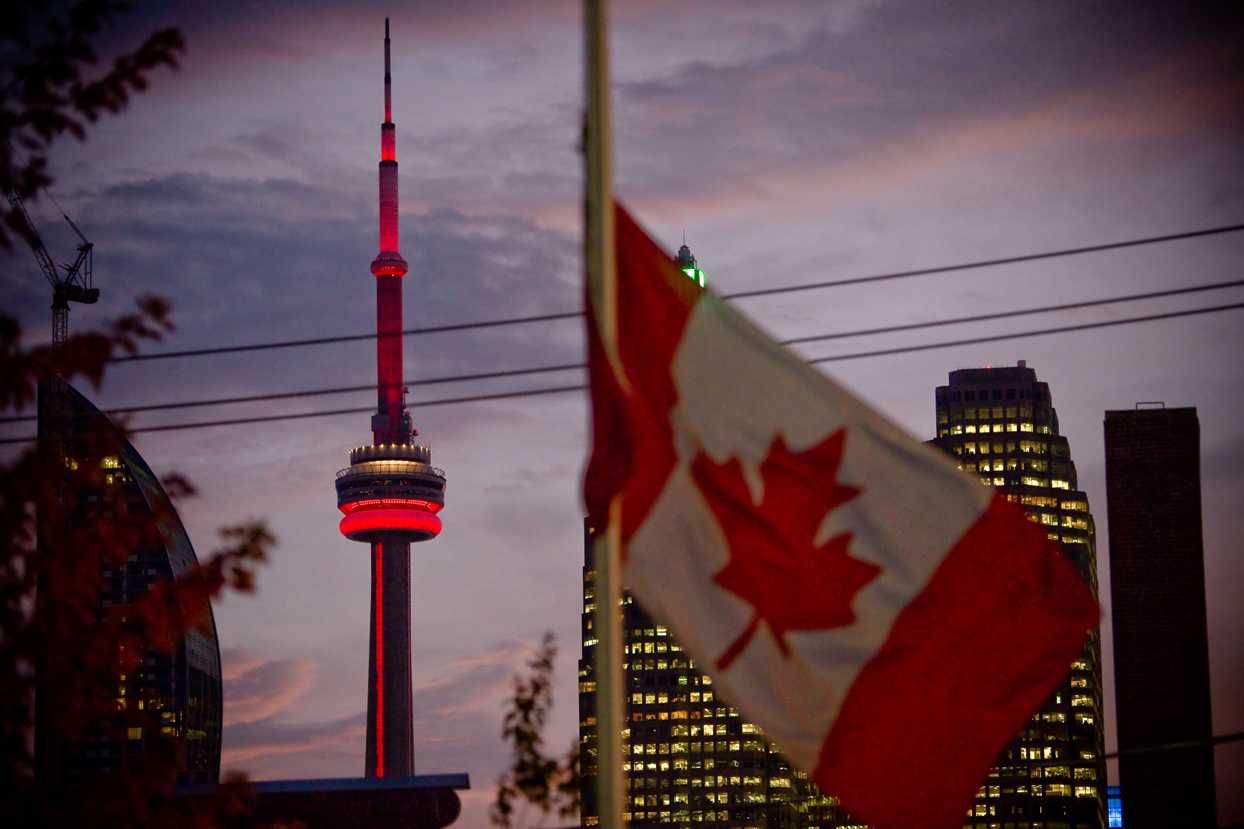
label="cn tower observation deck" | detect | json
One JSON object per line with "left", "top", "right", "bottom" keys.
{"left": 334, "top": 19, "right": 445, "bottom": 779}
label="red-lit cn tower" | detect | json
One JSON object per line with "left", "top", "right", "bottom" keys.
{"left": 335, "top": 19, "right": 446, "bottom": 778}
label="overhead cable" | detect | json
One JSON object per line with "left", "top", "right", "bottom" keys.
{"left": 726, "top": 222, "right": 1244, "bottom": 300}
{"left": 2, "top": 298, "right": 1240, "bottom": 445}
{"left": 804, "top": 301, "right": 1244, "bottom": 364}
{"left": 106, "top": 222, "right": 1244, "bottom": 364}
{"left": 784, "top": 278, "right": 1244, "bottom": 346}
{"left": 7, "top": 277, "right": 1233, "bottom": 425}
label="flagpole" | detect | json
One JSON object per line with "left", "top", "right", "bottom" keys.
{"left": 584, "top": 2, "right": 625, "bottom": 829}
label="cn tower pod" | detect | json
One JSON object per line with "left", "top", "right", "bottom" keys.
{"left": 335, "top": 443, "right": 446, "bottom": 543}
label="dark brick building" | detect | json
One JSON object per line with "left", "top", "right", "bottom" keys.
{"left": 1104, "top": 407, "right": 1216, "bottom": 828}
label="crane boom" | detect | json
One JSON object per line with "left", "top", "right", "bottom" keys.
{"left": 6, "top": 191, "right": 59, "bottom": 288}
{"left": 4, "top": 190, "right": 98, "bottom": 349}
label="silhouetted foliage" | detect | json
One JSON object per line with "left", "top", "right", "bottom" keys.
{"left": 0, "top": 300, "right": 277, "bottom": 827}
{"left": 1, "top": 0, "right": 185, "bottom": 250}
{"left": 492, "top": 633, "right": 580, "bottom": 829}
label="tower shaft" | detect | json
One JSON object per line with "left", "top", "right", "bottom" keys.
{"left": 365, "top": 537, "right": 414, "bottom": 777}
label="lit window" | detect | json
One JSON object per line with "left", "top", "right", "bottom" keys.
{"left": 1052, "top": 480, "right": 1071, "bottom": 490}
{"left": 1075, "top": 712, "right": 1095, "bottom": 725}
{"left": 1006, "top": 407, "right": 1017, "bottom": 418}
{"left": 993, "top": 477, "right": 1005, "bottom": 486}
{"left": 966, "top": 425, "right": 977, "bottom": 434}
{"left": 951, "top": 425, "right": 963, "bottom": 435}
{"left": 1021, "top": 422, "right": 1034, "bottom": 432}
{"left": 1006, "top": 423, "right": 1018, "bottom": 432}
{"left": 581, "top": 681, "right": 597, "bottom": 692}
{"left": 965, "top": 408, "right": 976, "bottom": 420}
{"left": 1074, "top": 768, "right": 1096, "bottom": 780}
{"left": 1075, "top": 785, "right": 1097, "bottom": 798}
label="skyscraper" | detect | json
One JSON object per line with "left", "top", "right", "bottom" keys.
{"left": 334, "top": 20, "right": 447, "bottom": 778}
{"left": 37, "top": 381, "right": 223, "bottom": 786}
{"left": 931, "top": 362, "right": 1105, "bottom": 829}
{"left": 578, "top": 244, "right": 855, "bottom": 829}
{"left": 579, "top": 523, "right": 857, "bottom": 829}
{"left": 1104, "top": 406, "right": 1216, "bottom": 828}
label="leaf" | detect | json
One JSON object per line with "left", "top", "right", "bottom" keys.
{"left": 691, "top": 429, "right": 881, "bottom": 670}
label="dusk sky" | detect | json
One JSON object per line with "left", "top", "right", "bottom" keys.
{"left": 3, "top": 2, "right": 1242, "bottom": 826}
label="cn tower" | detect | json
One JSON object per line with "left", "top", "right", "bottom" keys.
{"left": 335, "top": 19, "right": 446, "bottom": 778}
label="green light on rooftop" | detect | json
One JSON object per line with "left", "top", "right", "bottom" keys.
{"left": 683, "top": 267, "right": 706, "bottom": 288}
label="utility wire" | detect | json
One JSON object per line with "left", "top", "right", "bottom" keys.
{"left": 105, "top": 222, "right": 1244, "bottom": 364}
{"left": 2, "top": 298, "right": 1240, "bottom": 445}
{"left": 803, "top": 300, "right": 1244, "bottom": 364}
{"left": 111, "top": 310, "right": 582, "bottom": 363}
{"left": 726, "top": 222, "right": 1244, "bottom": 300}
{"left": 782, "top": 278, "right": 1244, "bottom": 345}
{"left": 7, "top": 278, "right": 1238, "bottom": 426}
{"left": 1102, "top": 730, "right": 1243, "bottom": 760}
{"left": 0, "top": 362, "right": 586, "bottom": 424}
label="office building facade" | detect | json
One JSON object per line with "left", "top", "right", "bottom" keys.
{"left": 931, "top": 363, "right": 1105, "bottom": 829}
{"left": 578, "top": 522, "right": 860, "bottom": 829}
{"left": 38, "top": 382, "right": 223, "bottom": 785}
{"left": 1104, "top": 407, "right": 1215, "bottom": 828}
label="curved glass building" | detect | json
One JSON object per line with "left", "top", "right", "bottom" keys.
{"left": 37, "top": 382, "right": 223, "bottom": 785}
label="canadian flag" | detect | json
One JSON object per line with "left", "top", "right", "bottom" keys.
{"left": 585, "top": 204, "right": 1098, "bottom": 829}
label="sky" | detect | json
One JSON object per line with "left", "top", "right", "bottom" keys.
{"left": 3, "top": 1, "right": 1242, "bottom": 826}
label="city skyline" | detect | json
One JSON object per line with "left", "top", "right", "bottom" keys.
{"left": 1, "top": 3, "right": 1240, "bottom": 828}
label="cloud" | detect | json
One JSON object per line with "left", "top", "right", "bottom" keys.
{"left": 611, "top": 1, "right": 1244, "bottom": 213}
{"left": 220, "top": 637, "right": 554, "bottom": 784}
{"left": 222, "top": 647, "right": 318, "bottom": 726}
{"left": 222, "top": 711, "right": 367, "bottom": 772}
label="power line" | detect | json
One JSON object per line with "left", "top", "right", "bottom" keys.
{"left": 0, "top": 362, "right": 586, "bottom": 424}
{"left": 782, "top": 279, "right": 1244, "bottom": 346}
{"left": 725, "top": 222, "right": 1244, "bottom": 300}
{"left": 104, "top": 222, "right": 1244, "bottom": 364}
{"left": 0, "top": 384, "right": 585, "bottom": 445}
{"left": 2, "top": 297, "right": 1240, "bottom": 445}
{"left": 110, "top": 310, "right": 582, "bottom": 363}
{"left": 8, "top": 278, "right": 1237, "bottom": 426}
{"left": 1103, "top": 730, "right": 1244, "bottom": 761}
{"left": 803, "top": 300, "right": 1244, "bottom": 364}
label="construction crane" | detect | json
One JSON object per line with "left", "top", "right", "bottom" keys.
{"left": 5, "top": 190, "right": 99, "bottom": 348}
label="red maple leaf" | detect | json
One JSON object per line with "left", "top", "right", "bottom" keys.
{"left": 691, "top": 429, "right": 881, "bottom": 671}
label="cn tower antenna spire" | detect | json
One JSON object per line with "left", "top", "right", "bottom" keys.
{"left": 334, "top": 19, "right": 446, "bottom": 780}
{"left": 384, "top": 18, "right": 392, "bottom": 123}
